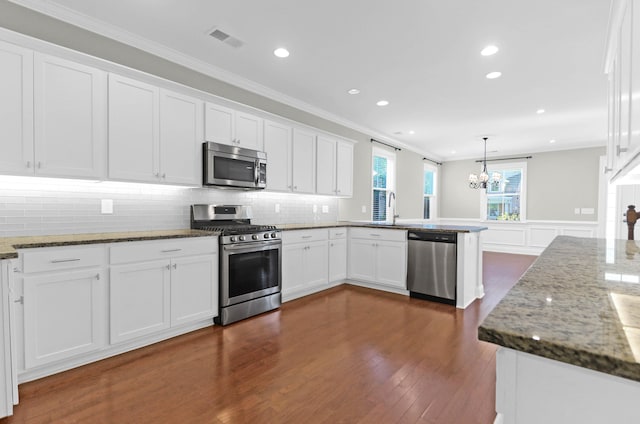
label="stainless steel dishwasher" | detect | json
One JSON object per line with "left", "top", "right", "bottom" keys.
{"left": 407, "top": 231, "right": 457, "bottom": 305}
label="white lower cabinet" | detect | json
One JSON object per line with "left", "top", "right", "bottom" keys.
{"left": 16, "top": 245, "right": 107, "bottom": 371}
{"left": 282, "top": 229, "right": 328, "bottom": 300}
{"left": 328, "top": 228, "right": 347, "bottom": 283}
{"left": 348, "top": 228, "right": 407, "bottom": 290}
{"left": 110, "top": 260, "right": 171, "bottom": 344}
{"left": 109, "top": 238, "right": 218, "bottom": 344}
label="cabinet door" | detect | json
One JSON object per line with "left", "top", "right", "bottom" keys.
{"left": 108, "top": 73, "right": 159, "bottom": 182}
{"left": 204, "top": 102, "right": 234, "bottom": 145}
{"left": 235, "top": 111, "right": 263, "bottom": 150}
{"left": 159, "top": 89, "right": 202, "bottom": 185}
{"left": 264, "top": 120, "right": 292, "bottom": 191}
{"left": 34, "top": 54, "right": 106, "bottom": 179}
{"left": 305, "top": 241, "right": 329, "bottom": 290}
{"left": 170, "top": 255, "right": 218, "bottom": 326}
{"left": 630, "top": 1, "right": 640, "bottom": 156}
{"left": 0, "top": 41, "right": 34, "bottom": 176}
{"left": 110, "top": 260, "right": 170, "bottom": 344}
{"left": 292, "top": 128, "right": 316, "bottom": 193}
{"left": 329, "top": 238, "right": 347, "bottom": 283}
{"left": 316, "top": 136, "right": 336, "bottom": 195}
{"left": 375, "top": 241, "right": 407, "bottom": 289}
{"left": 282, "top": 244, "right": 306, "bottom": 297}
{"left": 348, "top": 239, "right": 377, "bottom": 282}
{"left": 23, "top": 269, "right": 105, "bottom": 369}
{"left": 336, "top": 141, "right": 354, "bottom": 197}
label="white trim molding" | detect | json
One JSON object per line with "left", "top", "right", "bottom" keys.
{"left": 438, "top": 218, "right": 600, "bottom": 255}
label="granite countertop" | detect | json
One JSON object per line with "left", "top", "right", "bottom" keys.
{"left": 479, "top": 236, "right": 640, "bottom": 382}
{"left": 277, "top": 221, "right": 488, "bottom": 233}
{"left": 0, "top": 229, "right": 217, "bottom": 260}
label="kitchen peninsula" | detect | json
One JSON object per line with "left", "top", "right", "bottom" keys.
{"left": 479, "top": 236, "right": 640, "bottom": 424}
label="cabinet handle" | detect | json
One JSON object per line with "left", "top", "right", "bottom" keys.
{"left": 13, "top": 267, "right": 20, "bottom": 273}
{"left": 370, "top": 234, "right": 381, "bottom": 237}
{"left": 302, "top": 235, "right": 312, "bottom": 239}
{"left": 162, "top": 173, "right": 166, "bottom": 179}
{"left": 14, "top": 296, "right": 23, "bottom": 305}
{"left": 155, "top": 172, "right": 161, "bottom": 178}
{"left": 330, "top": 243, "right": 334, "bottom": 247}
{"left": 26, "top": 161, "right": 31, "bottom": 169}
{"left": 617, "top": 146, "right": 628, "bottom": 156}
{"left": 37, "top": 161, "right": 42, "bottom": 169}
{"left": 166, "top": 264, "right": 171, "bottom": 270}
{"left": 96, "top": 274, "right": 100, "bottom": 281}
{"left": 50, "top": 258, "right": 81, "bottom": 263}
{"left": 173, "top": 263, "right": 177, "bottom": 269}
{"left": 161, "top": 248, "right": 182, "bottom": 253}
{"left": 335, "top": 232, "right": 344, "bottom": 236}
{"left": 293, "top": 186, "right": 298, "bottom": 190}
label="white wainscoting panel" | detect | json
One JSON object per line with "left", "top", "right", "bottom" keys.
{"left": 434, "top": 219, "right": 601, "bottom": 255}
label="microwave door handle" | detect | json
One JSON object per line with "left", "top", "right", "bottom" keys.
{"left": 254, "top": 159, "right": 259, "bottom": 185}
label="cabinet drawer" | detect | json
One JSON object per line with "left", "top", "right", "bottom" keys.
{"left": 110, "top": 237, "right": 217, "bottom": 264}
{"left": 349, "top": 227, "right": 407, "bottom": 242}
{"left": 21, "top": 245, "right": 105, "bottom": 273}
{"left": 282, "top": 228, "right": 328, "bottom": 244}
{"left": 329, "top": 228, "right": 347, "bottom": 239}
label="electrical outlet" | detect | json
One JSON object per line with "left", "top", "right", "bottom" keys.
{"left": 574, "top": 208, "right": 580, "bottom": 215}
{"left": 313, "top": 204, "right": 318, "bottom": 213}
{"left": 101, "top": 199, "right": 113, "bottom": 214}
{"left": 275, "top": 204, "right": 280, "bottom": 213}
{"left": 361, "top": 205, "right": 367, "bottom": 213}
{"left": 322, "top": 205, "right": 329, "bottom": 213}
{"left": 581, "top": 208, "right": 594, "bottom": 215}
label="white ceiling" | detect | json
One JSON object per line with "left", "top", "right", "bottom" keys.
{"left": 13, "top": 0, "right": 612, "bottom": 160}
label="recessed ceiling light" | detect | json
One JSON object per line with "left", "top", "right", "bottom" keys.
{"left": 273, "top": 48, "right": 289, "bottom": 58}
{"left": 347, "top": 88, "right": 360, "bottom": 95}
{"left": 486, "top": 71, "right": 502, "bottom": 79}
{"left": 549, "top": 139, "right": 556, "bottom": 144}
{"left": 376, "top": 100, "right": 389, "bottom": 106}
{"left": 408, "top": 130, "right": 415, "bottom": 135}
{"left": 481, "top": 45, "right": 499, "bottom": 56}
{"left": 536, "top": 109, "right": 545, "bottom": 114}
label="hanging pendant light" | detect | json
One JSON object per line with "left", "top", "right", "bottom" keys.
{"left": 469, "top": 137, "right": 501, "bottom": 189}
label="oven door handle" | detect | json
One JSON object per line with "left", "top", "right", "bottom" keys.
{"left": 223, "top": 241, "right": 281, "bottom": 252}
{"left": 254, "top": 159, "right": 260, "bottom": 185}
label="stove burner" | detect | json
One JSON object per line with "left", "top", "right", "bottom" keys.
{"left": 198, "top": 224, "right": 277, "bottom": 235}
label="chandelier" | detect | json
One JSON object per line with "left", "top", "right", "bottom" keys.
{"left": 469, "top": 137, "right": 501, "bottom": 189}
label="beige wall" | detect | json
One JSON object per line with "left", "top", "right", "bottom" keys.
{"left": 440, "top": 147, "right": 605, "bottom": 221}
{"left": 338, "top": 143, "right": 427, "bottom": 221}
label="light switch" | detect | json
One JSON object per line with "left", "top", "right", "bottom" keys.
{"left": 581, "top": 208, "right": 595, "bottom": 215}
{"left": 574, "top": 208, "right": 580, "bottom": 215}
{"left": 322, "top": 205, "right": 329, "bottom": 213}
{"left": 312, "top": 205, "right": 318, "bottom": 213}
{"left": 275, "top": 204, "right": 280, "bottom": 213}
{"left": 101, "top": 199, "right": 113, "bottom": 214}
{"left": 361, "top": 205, "right": 367, "bottom": 213}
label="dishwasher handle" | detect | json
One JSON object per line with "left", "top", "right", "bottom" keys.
{"left": 408, "top": 231, "right": 457, "bottom": 243}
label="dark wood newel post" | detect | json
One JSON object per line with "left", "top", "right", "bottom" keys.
{"left": 627, "top": 205, "right": 637, "bottom": 240}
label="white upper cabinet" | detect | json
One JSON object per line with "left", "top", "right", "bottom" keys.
{"left": 159, "top": 90, "right": 202, "bottom": 185}
{"left": 109, "top": 74, "right": 201, "bottom": 185}
{"left": 205, "top": 102, "right": 263, "bottom": 150}
{"left": 0, "top": 41, "right": 33, "bottom": 176}
{"left": 108, "top": 73, "right": 158, "bottom": 183}
{"left": 34, "top": 54, "right": 106, "bottom": 179}
{"left": 292, "top": 128, "right": 316, "bottom": 194}
{"left": 264, "top": 120, "right": 292, "bottom": 191}
{"left": 316, "top": 135, "right": 354, "bottom": 196}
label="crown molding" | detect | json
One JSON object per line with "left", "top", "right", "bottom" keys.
{"left": 8, "top": 0, "right": 435, "bottom": 158}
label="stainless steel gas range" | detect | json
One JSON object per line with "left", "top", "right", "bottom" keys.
{"left": 190, "top": 204, "right": 281, "bottom": 325}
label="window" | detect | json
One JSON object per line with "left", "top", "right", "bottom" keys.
{"left": 482, "top": 162, "right": 527, "bottom": 221}
{"left": 372, "top": 147, "right": 396, "bottom": 221}
{"left": 423, "top": 164, "right": 437, "bottom": 220}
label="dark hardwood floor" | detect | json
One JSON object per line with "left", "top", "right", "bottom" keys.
{"left": 1, "top": 252, "right": 536, "bottom": 424}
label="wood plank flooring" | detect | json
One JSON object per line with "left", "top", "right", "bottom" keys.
{"left": 1, "top": 252, "right": 536, "bottom": 424}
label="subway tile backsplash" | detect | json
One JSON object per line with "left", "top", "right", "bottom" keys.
{"left": 0, "top": 177, "right": 339, "bottom": 237}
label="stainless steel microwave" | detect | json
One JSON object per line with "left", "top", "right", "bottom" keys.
{"left": 203, "top": 142, "right": 267, "bottom": 189}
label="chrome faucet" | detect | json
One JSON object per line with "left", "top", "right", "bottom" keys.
{"left": 388, "top": 191, "right": 399, "bottom": 225}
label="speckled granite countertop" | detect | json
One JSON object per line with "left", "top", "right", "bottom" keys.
{"left": 0, "top": 229, "right": 217, "bottom": 260}
{"left": 479, "top": 236, "right": 640, "bottom": 382}
{"left": 277, "top": 221, "right": 488, "bottom": 233}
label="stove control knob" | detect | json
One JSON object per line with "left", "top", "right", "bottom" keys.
{"left": 229, "top": 236, "right": 237, "bottom": 242}
{"left": 264, "top": 233, "right": 270, "bottom": 239}
{"left": 239, "top": 235, "right": 246, "bottom": 241}
{"left": 271, "top": 232, "right": 277, "bottom": 238}
{"left": 252, "top": 234, "right": 259, "bottom": 240}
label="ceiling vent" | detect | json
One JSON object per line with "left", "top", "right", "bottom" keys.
{"left": 208, "top": 28, "right": 244, "bottom": 48}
